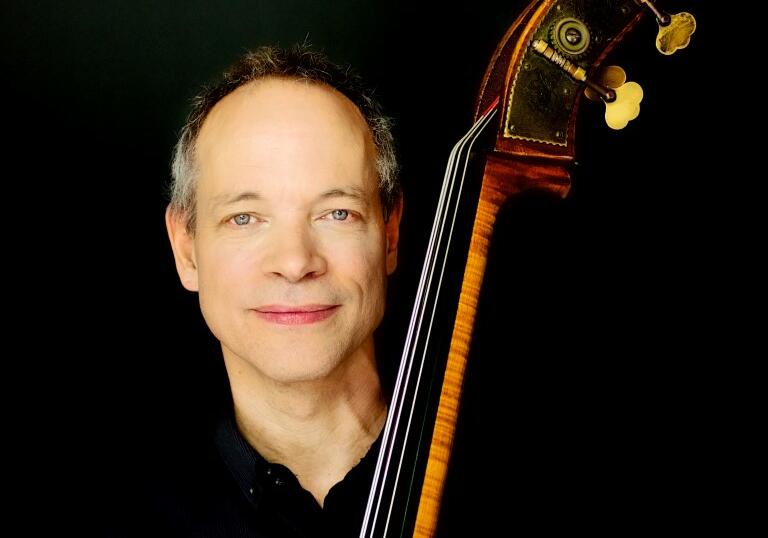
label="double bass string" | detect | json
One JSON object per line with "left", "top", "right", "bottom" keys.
{"left": 381, "top": 107, "right": 499, "bottom": 538}
{"left": 358, "top": 125, "right": 468, "bottom": 537}
{"left": 359, "top": 103, "right": 499, "bottom": 538}
{"left": 359, "top": 114, "right": 479, "bottom": 537}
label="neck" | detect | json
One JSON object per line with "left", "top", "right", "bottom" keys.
{"left": 222, "top": 338, "right": 387, "bottom": 506}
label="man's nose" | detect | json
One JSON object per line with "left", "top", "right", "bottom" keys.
{"left": 260, "top": 223, "right": 327, "bottom": 282}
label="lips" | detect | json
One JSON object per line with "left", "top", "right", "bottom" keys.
{"left": 253, "top": 304, "right": 340, "bottom": 325}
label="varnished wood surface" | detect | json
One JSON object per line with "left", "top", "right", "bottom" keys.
{"left": 413, "top": 154, "right": 570, "bottom": 537}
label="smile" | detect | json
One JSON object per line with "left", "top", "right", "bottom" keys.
{"left": 252, "top": 305, "right": 340, "bottom": 325}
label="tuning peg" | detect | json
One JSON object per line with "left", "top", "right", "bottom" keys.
{"left": 637, "top": 0, "right": 696, "bottom": 55}
{"left": 581, "top": 65, "right": 643, "bottom": 129}
{"left": 584, "top": 65, "right": 627, "bottom": 101}
{"left": 583, "top": 66, "right": 644, "bottom": 130}
{"left": 604, "top": 81, "right": 643, "bottom": 130}
{"left": 531, "top": 40, "right": 643, "bottom": 130}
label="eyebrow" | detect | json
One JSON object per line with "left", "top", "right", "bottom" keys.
{"left": 212, "top": 186, "right": 370, "bottom": 209}
{"left": 212, "top": 191, "right": 263, "bottom": 208}
{"left": 317, "top": 186, "right": 369, "bottom": 204}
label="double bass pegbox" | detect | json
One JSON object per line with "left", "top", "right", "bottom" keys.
{"left": 498, "top": 0, "right": 645, "bottom": 149}
{"left": 532, "top": 39, "right": 643, "bottom": 130}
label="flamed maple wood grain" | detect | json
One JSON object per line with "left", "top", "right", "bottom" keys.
{"left": 413, "top": 154, "right": 570, "bottom": 537}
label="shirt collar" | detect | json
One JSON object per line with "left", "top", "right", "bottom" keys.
{"left": 214, "top": 412, "right": 269, "bottom": 506}
{"left": 214, "top": 406, "right": 384, "bottom": 514}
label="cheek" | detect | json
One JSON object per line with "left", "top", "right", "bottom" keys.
{"left": 197, "top": 241, "right": 257, "bottom": 305}
{"left": 332, "top": 235, "right": 387, "bottom": 305}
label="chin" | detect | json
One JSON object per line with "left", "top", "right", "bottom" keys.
{"left": 242, "top": 342, "right": 345, "bottom": 383}
{"left": 220, "top": 330, "right": 358, "bottom": 385}
{"left": 259, "top": 359, "right": 343, "bottom": 385}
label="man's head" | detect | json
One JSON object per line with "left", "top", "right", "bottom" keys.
{"left": 168, "top": 45, "right": 401, "bottom": 233}
{"left": 165, "top": 46, "right": 403, "bottom": 385}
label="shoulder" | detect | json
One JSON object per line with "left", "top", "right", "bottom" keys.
{"left": 105, "top": 426, "right": 263, "bottom": 537}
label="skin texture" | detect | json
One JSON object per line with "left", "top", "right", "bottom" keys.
{"left": 166, "top": 77, "right": 403, "bottom": 505}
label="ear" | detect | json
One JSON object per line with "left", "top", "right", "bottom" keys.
{"left": 384, "top": 195, "right": 403, "bottom": 275}
{"left": 165, "top": 205, "right": 199, "bottom": 292}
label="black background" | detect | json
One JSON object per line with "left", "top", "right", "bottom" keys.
{"left": 2, "top": 1, "right": 720, "bottom": 534}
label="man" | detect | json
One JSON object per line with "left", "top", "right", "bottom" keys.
{"left": 157, "top": 44, "right": 402, "bottom": 537}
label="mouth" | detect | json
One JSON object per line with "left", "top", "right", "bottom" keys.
{"left": 252, "top": 304, "right": 340, "bottom": 325}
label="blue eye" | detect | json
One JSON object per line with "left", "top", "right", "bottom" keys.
{"left": 233, "top": 214, "right": 251, "bottom": 225}
{"left": 330, "top": 209, "right": 349, "bottom": 221}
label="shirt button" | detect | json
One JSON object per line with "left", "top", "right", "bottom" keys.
{"left": 273, "top": 477, "right": 284, "bottom": 487}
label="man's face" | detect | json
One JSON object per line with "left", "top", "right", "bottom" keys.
{"left": 168, "top": 78, "right": 401, "bottom": 385}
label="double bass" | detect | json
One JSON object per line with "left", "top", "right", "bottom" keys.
{"left": 360, "top": 1, "right": 698, "bottom": 536}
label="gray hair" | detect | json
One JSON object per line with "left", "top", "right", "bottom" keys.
{"left": 168, "top": 44, "right": 401, "bottom": 233}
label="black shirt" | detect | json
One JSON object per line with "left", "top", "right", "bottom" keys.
{"left": 111, "top": 411, "right": 381, "bottom": 537}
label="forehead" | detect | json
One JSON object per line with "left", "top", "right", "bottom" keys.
{"left": 195, "top": 77, "right": 377, "bottom": 202}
